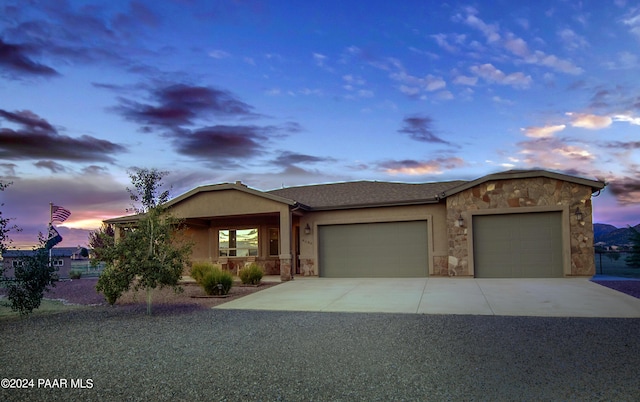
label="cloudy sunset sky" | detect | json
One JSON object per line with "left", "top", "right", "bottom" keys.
{"left": 1, "top": 0, "right": 639, "bottom": 249}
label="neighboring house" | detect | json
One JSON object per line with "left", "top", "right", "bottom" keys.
{"left": 105, "top": 170, "right": 605, "bottom": 280}
{"left": 1, "top": 247, "right": 89, "bottom": 279}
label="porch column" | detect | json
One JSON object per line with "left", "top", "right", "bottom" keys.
{"left": 279, "top": 208, "right": 293, "bottom": 281}
{"left": 113, "top": 225, "right": 124, "bottom": 242}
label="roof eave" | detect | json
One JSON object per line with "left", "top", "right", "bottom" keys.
{"left": 103, "top": 213, "right": 145, "bottom": 225}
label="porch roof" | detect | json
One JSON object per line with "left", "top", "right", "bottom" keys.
{"left": 105, "top": 181, "right": 299, "bottom": 225}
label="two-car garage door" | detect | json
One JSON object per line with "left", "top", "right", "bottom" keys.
{"left": 318, "top": 221, "right": 428, "bottom": 278}
{"left": 473, "top": 212, "right": 564, "bottom": 278}
{"left": 317, "top": 213, "right": 563, "bottom": 278}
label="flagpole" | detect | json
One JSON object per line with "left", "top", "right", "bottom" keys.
{"left": 49, "top": 202, "right": 53, "bottom": 266}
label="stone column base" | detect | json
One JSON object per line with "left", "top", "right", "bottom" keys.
{"left": 279, "top": 255, "right": 292, "bottom": 281}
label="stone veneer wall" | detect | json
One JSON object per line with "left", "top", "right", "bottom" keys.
{"left": 444, "top": 177, "right": 596, "bottom": 277}
{"left": 299, "top": 258, "right": 316, "bottom": 276}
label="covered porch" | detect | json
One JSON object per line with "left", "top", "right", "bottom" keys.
{"left": 148, "top": 181, "right": 305, "bottom": 281}
{"left": 183, "top": 211, "right": 302, "bottom": 280}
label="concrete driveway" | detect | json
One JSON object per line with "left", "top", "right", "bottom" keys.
{"left": 216, "top": 277, "right": 640, "bottom": 317}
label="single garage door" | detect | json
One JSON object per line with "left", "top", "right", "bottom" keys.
{"left": 473, "top": 212, "right": 563, "bottom": 278}
{"left": 318, "top": 220, "right": 428, "bottom": 278}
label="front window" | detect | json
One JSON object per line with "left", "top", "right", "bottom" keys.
{"left": 219, "top": 229, "right": 258, "bottom": 257}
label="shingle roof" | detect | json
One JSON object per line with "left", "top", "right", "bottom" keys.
{"left": 2, "top": 247, "right": 83, "bottom": 258}
{"left": 267, "top": 180, "right": 467, "bottom": 209}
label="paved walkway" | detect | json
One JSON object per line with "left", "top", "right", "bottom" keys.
{"left": 216, "top": 277, "right": 640, "bottom": 317}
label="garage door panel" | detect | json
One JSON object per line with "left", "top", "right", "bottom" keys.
{"left": 319, "top": 221, "right": 428, "bottom": 278}
{"left": 473, "top": 212, "right": 563, "bottom": 278}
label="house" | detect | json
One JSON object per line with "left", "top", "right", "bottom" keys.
{"left": 1, "top": 247, "right": 89, "bottom": 279}
{"left": 105, "top": 170, "right": 605, "bottom": 280}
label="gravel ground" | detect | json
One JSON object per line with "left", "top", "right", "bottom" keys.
{"left": 1, "top": 279, "right": 639, "bottom": 400}
{"left": 0, "top": 305, "right": 639, "bottom": 399}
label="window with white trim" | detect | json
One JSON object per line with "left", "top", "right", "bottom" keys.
{"left": 219, "top": 229, "right": 258, "bottom": 257}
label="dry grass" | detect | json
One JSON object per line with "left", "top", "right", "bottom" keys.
{"left": 115, "top": 280, "right": 279, "bottom": 309}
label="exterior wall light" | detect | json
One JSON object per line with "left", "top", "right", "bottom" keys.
{"left": 304, "top": 223, "right": 311, "bottom": 235}
{"left": 457, "top": 214, "right": 464, "bottom": 227}
{"left": 574, "top": 207, "right": 583, "bottom": 222}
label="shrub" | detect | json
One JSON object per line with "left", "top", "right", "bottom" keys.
{"left": 96, "top": 264, "right": 134, "bottom": 305}
{"left": 239, "top": 263, "right": 263, "bottom": 285}
{"left": 69, "top": 270, "right": 82, "bottom": 279}
{"left": 5, "top": 247, "right": 58, "bottom": 315}
{"left": 201, "top": 268, "right": 233, "bottom": 296}
{"left": 190, "top": 261, "right": 220, "bottom": 284}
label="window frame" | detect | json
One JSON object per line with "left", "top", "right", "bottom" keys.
{"left": 218, "top": 228, "right": 259, "bottom": 257}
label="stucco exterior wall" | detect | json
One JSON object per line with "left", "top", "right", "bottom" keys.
{"left": 298, "top": 204, "right": 447, "bottom": 276}
{"left": 445, "top": 177, "right": 596, "bottom": 277}
{"left": 170, "top": 190, "right": 287, "bottom": 218}
{"left": 184, "top": 226, "right": 211, "bottom": 262}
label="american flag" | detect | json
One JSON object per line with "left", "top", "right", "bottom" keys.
{"left": 51, "top": 205, "right": 71, "bottom": 223}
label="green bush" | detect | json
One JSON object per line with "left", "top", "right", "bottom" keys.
{"left": 190, "top": 261, "right": 220, "bottom": 284}
{"left": 69, "top": 270, "right": 82, "bottom": 279}
{"left": 96, "top": 265, "right": 135, "bottom": 305}
{"left": 239, "top": 263, "right": 263, "bottom": 285}
{"left": 201, "top": 268, "right": 233, "bottom": 296}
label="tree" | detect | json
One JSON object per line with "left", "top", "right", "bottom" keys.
{"left": 88, "top": 224, "right": 115, "bottom": 262}
{"left": 4, "top": 240, "right": 58, "bottom": 316}
{"left": 0, "top": 181, "right": 21, "bottom": 256}
{"left": 1, "top": 182, "right": 58, "bottom": 316}
{"left": 95, "top": 170, "right": 192, "bottom": 314}
{"left": 625, "top": 226, "right": 640, "bottom": 268}
{"left": 127, "top": 168, "right": 170, "bottom": 213}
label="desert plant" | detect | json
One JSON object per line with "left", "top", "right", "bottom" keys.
{"left": 190, "top": 261, "right": 219, "bottom": 284}
{"left": 239, "top": 263, "right": 263, "bottom": 285}
{"left": 69, "top": 270, "right": 82, "bottom": 279}
{"left": 201, "top": 267, "right": 233, "bottom": 296}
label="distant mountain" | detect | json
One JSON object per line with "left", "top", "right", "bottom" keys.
{"left": 594, "top": 223, "right": 618, "bottom": 239}
{"left": 594, "top": 223, "right": 640, "bottom": 247}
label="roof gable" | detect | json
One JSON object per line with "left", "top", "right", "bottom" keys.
{"left": 442, "top": 170, "right": 605, "bottom": 197}
{"left": 165, "top": 181, "right": 297, "bottom": 209}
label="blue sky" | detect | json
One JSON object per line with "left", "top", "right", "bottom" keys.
{"left": 1, "top": 0, "right": 639, "bottom": 248}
